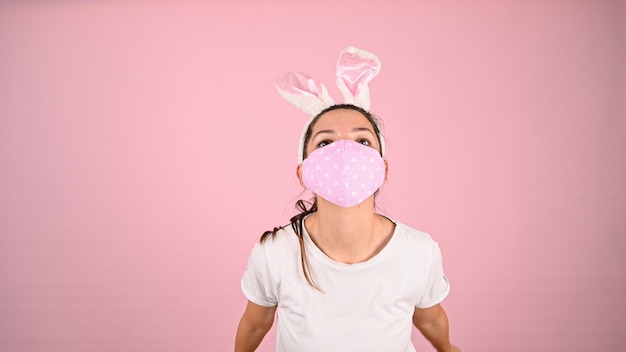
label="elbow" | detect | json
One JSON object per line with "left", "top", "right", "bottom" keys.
{"left": 241, "top": 312, "right": 275, "bottom": 335}
{"left": 412, "top": 304, "right": 449, "bottom": 331}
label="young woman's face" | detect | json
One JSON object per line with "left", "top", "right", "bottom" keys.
{"left": 305, "top": 109, "right": 382, "bottom": 159}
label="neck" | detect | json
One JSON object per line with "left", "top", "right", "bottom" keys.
{"left": 319, "top": 198, "right": 376, "bottom": 239}
{"left": 305, "top": 197, "right": 390, "bottom": 264}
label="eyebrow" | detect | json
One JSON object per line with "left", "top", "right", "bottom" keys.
{"left": 352, "top": 127, "right": 376, "bottom": 135}
{"left": 312, "top": 127, "right": 376, "bottom": 139}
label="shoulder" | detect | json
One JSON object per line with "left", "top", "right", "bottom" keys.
{"left": 255, "top": 225, "right": 301, "bottom": 259}
{"left": 394, "top": 221, "right": 437, "bottom": 245}
{"left": 260, "top": 224, "right": 299, "bottom": 246}
{"left": 243, "top": 225, "right": 301, "bottom": 283}
{"left": 390, "top": 220, "right": 441, "bottom": 258}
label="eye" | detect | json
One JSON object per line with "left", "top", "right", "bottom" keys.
{"left": 357, "top": 138, "right": 371, "bottom": 146}
{"left": 318, "top": 139, "right": 333, "bottom": 148}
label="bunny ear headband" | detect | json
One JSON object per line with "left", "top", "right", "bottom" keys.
{"left": 274, "top": 46, "right": 385, "bottom": 163}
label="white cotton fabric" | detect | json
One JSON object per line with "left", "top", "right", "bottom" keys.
{"left": 240, "top": 218, "right": 450, "bottom": 352}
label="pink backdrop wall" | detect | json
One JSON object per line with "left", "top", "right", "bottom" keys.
{"left": 1, "top": 1, "right": 624, "bottom": 351}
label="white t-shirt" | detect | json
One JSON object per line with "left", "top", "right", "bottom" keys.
{"left": 241, "top": 218, "right": 450, "bottom": 352}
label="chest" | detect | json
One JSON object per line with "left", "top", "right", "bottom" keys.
{"left": 279, "top": 255, "right": 428, "bottom": 324}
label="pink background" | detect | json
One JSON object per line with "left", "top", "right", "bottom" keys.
{"left": 1, "top": 1, "right": 624, "bottom": 351}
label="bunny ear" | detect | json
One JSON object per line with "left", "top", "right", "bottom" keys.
{"left": 275, "top": 71, "right": 335, "bottom": 116}
{"left": 335, "top": 46, "right": 381, "bottom": 110}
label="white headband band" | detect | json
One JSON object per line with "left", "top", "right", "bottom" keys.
{"left": 274, "top": 46, "right": 385, "bottom": 163}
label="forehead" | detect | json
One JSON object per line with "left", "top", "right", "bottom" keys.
{"left": 311, "top": 109, "right": 373, "bottom": 132}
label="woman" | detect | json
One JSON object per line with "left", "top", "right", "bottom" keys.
{"left": 235, "top": 48, "right": 460, "bottom": 352}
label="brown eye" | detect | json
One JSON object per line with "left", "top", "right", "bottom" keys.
{"left": 357, "top": 139, "right": 370, "bottom": 146}
{"left": 318, "top": 140, "right": 333, "bottom": 148}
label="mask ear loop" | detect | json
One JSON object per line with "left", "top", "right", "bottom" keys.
{"left": 335, "top": 47, "right": 385, "bottom": 158}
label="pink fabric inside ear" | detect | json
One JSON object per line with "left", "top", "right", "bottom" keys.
{"left": 275, "top": 71, "right": 328, "bottom": 99}
{"left": 336, "top": 52, "right": 380, "bottom": 97}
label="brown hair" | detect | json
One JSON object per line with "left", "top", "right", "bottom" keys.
{"left": 260, "top": 104, "right": 385, "bottom": 289}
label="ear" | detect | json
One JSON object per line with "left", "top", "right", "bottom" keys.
{"left": 296, "top": 164, "right": 305, "bottom": 188}
{"left": 383, "top": 160, "right": 389, "bottom": 183}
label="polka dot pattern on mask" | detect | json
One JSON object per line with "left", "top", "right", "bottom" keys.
{"left": 302, "top": 139, "right": 386, "bottom": 208}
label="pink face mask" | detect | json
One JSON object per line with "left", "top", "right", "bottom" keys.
{"left": 301, "top": 139, "right": 386, "bottom": 208}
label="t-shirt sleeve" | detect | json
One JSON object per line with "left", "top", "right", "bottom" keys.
{"left": 240, "top": 242, "right": 278, "bottom": 307}
{"left": 415, "top": 241, "right": 450, "bottom": 309}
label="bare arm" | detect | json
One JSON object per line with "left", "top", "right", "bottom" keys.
{"left": 412, "top": 304, "right": 460, "bottom": 352}
{"left": 234, "top": 300, "right": 277, "bottom": 352}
